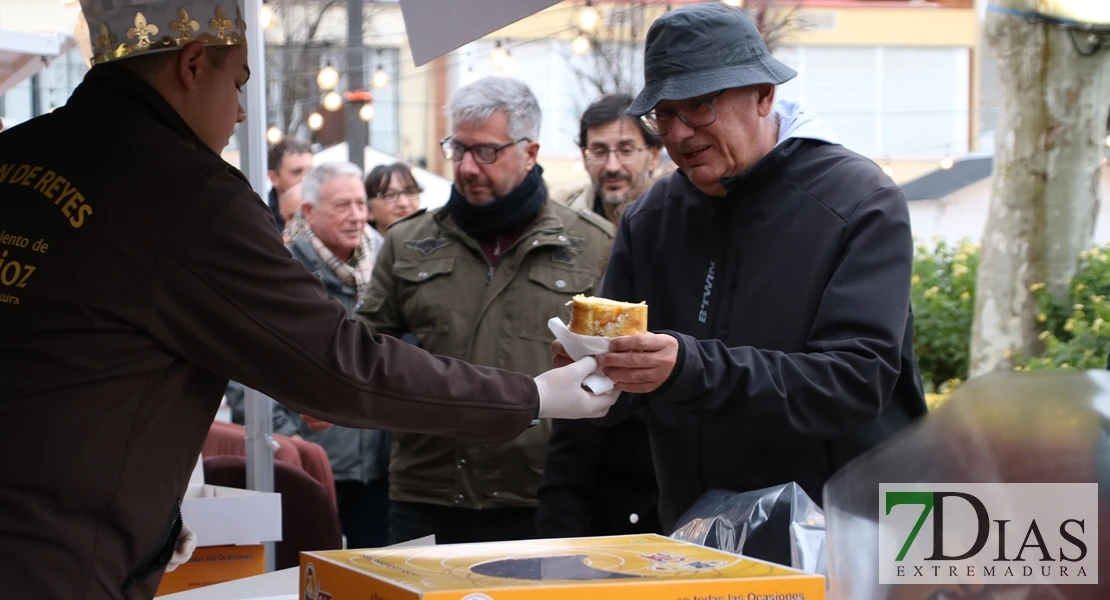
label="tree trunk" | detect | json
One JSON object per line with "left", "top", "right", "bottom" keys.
{"left": 1043, "top": 33, "right": 1110, "bottom": 299}
{"left": 969, "top": 1, "right": 1110, "bottom": 377}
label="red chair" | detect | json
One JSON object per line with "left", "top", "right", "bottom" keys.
{"left": 202, "top": 455, "right": 343, "bottom": 570}
{"left": 283, "top": 436, "right": 338, "bottom": 511}
{"left": 203, "top": 421, "right": 303, "bottom": 469}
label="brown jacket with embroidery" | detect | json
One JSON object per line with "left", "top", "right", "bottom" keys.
{"left": 0, "top": 64, "right": 539, "bottom": 600}
{"left": 357, "top": 201, "right": 614, "bottom": 510}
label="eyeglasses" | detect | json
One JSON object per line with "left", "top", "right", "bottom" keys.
{"left": 375, "top": 188, "right": 421, "bottom": 204}
{"left": 441, "top": 137, "right": 530, "bottom": 164}
{"left": 583, "top": 145, "right": 646, "bottom": 165}
{"left": 641, "top": 91, "right": 726, "bottom": 136}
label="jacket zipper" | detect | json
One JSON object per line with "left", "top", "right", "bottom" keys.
{"left": 710, "top": 201, "right": 733, "bottom": 337}
{"left": 120, "top": 498, "right": 182, "bottom": 599}
{"left": 486, "top": 237, "right": 501, "bottom": 286}
{"left": 467, "top": 229, "right": 564, "bottom": 358}
{"left": 484, "top": 258, "right": 495, "bottom": 287}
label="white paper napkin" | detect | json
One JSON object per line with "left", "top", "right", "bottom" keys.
{"left": 548, "top": 317, "right": 615, "bottom": 394}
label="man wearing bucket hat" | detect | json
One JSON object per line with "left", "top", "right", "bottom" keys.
{"left": 0, "top": 1, "right": 618, "bottom": 598}
{"left": 553, "top": 3, "right": 928, "bottom": 531}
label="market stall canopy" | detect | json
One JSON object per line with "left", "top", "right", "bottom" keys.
{"left": 0, "top": 30, "right": 75, "bottom": 96}
{"left": 399, "top": 0, "right": 560, "bottom": 66}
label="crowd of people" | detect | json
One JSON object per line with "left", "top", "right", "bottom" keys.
{"left": 226, "top": 80, "right": 671, "bottom": 547}
{"left": 226, "top": 0, "right": 930, "bottom": 550}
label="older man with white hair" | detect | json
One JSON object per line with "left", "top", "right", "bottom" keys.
{"left": 273, "top": 161, "right": 391, "bottom": 549}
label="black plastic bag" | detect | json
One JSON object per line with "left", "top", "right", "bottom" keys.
{"left": 669, "top": 482, "right": 827, "bottom": 575}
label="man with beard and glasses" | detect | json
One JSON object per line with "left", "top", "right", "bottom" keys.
{"left": 358, "top": 76, "right": 615, "bottom": 544}
{"left": 556, "top": 93, "right": 663, "bottom": 224}
{"left": 538, "top": 93, "right": 665, "bottom": 539}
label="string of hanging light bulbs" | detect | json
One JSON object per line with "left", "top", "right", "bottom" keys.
{"left": 266, "top": 49, "right": 388, "bottom": 141}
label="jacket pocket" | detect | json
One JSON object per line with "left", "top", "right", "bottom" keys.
{"left": 391, "top": 257, "right": 455, "bottom": 284}
{"left": 513, "top": 263, "right": 598, "bottom": 343}
{"left": 392, "top": 258, "right": 456, "bottom": 335}
{"left": 120, "top": 498, "right": 182, "bottom": 599}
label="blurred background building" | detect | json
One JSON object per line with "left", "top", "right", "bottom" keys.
{"left": 2, "top": 0, "right": 1105, "bottom": 240}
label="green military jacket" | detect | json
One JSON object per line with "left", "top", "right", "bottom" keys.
{"left": 357, "top": 199, "right": 614, "bottom": 510}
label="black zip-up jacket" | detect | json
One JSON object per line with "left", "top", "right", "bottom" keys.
{"left": 536, "top": 416, "right": 662, "bottom": 538}
{"left": 595, "top": 136, "right": 928, "bottom": 531}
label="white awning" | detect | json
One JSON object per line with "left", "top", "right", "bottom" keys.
{"left": 0, "top": 30, "right": 75, "bottom": 96}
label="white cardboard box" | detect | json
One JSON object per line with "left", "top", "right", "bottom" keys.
{"left": 182, "top": 483, "right": 282, "bottom": 547}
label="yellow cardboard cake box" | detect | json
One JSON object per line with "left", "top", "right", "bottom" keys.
{"left": 300, "top": 534, "right": 825, "bottom": 600}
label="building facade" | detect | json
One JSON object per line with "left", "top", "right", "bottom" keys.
{"left": 1, "top": 0, "right": 983, "bottom": 191}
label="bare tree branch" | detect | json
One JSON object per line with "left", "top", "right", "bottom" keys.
{"left": 266, "top": 0, "right": 348, "bottom": 138}
{"left": 745, "top": 0, "right": 803, "bottom": 54}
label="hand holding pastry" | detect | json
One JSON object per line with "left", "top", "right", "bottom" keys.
{"left": 598, "top": 333, "right": 679, "bottom": 394}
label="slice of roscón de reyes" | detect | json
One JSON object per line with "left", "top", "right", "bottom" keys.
{"left": 566, "top": 294, "right": 648, "bottom": 338}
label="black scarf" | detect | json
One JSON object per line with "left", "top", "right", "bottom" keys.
{"left": 447, "top": 165, "right": 546, "bottom": 238}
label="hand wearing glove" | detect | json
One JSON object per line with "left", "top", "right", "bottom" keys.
{"left": 165, "top": 520, "right": 197, "bottom": 573}
{"left": 534, "top": 356, "right": 620, "bottom": 419}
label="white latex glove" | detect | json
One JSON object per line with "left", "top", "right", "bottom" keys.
{"left": 534, "top": 356, "right": 621, "bottom": 419}
{"left": 165, "top": 520, "right": 197, "bottom": 573}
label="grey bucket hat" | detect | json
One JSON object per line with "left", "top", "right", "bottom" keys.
{"left": 627, "top": 3, "right": 798, "bottom": 117}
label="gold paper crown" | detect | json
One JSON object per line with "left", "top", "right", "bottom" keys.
{"left": 76, "top": 0, "right": 247, "bottom": 67}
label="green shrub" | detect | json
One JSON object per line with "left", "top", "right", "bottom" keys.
{"left": 1017, "top": 245, "right": 1110, "bottom": 371}
{"left": 909, "top": 239, "right": 1110, "bottom": 393}
{"left": 911, "top": 237, "right": 978, "bottom": 394}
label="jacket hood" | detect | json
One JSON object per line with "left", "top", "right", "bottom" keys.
{"left": 773, "top": 98, "right": 841, "bottom": 147}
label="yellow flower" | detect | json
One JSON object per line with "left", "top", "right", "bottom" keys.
{"left": 953, "top": 264, "right": 969, "bottom": 276}
{"left": 1073, "top": 303, "right": 1084, "bottom": 311}
{"left": 955, "top": 253, "right": 968, "bottom": 263}
{"left": 1093, "top": 318, "right": 1104, "bottom": 332}
{"left": 1061, "top": 363, "right": 1070, "bottom": 369}
{"left": 1079, "top": 249, "right": 1090, "bottom": 258}
{"left": 1029, "top": 282, "right": 1046, "bottom": 292}
{"left": 924, "top": 286, "right": 939, "bottom": 297}
{"left": 1037, "top": 313, "right": 1047, "bottom": 323}
{"left": 1002, "top": 350, "right": 1013, "bottom": 359}
{"left": 1063, "top": 319, "right": 1075, "bottom": 332}
{"left": 1038, "top": 330, "right": 1050, "bottom": 340}
{"left": 1090, "top": 295, "right": 1105, "bottom": 304}
{"left": 960, "top": 291, "right": 970, "bottom": 300}
{"left": 911, "top": 275, "right": 921, "bottom": 285}
{"left": 1076, "top": 284, "right": 1087, "bottom": 292}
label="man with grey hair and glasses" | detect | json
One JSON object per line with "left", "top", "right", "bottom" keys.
{"left": 359, "top": 76, "right": 616, "bottom": 544}
{"left": 553, "top": 3, "right": 928, "bottom": 533}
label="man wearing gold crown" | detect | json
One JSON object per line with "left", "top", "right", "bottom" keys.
{"left": 0, "top": 1, "right": 621, "bottom": 598}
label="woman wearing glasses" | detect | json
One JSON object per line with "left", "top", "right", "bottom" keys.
{"left": 364, "top": 163, "right": 423, "bottom": 240}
